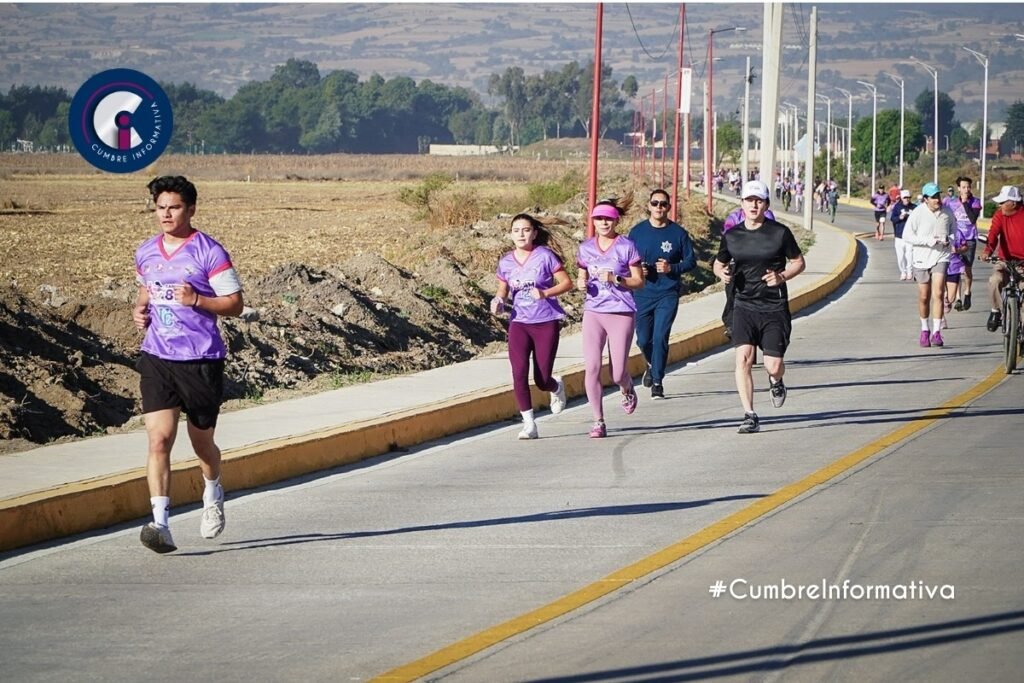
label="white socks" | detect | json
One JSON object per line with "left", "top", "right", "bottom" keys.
{"left": 520, "top": 410, "right": 535, "bottom": 428}
{"left": 932, "top": 318, "right": 942, "bottom": 333}
{"left": 203, "top": 476, "right": 223, "bottom": 507}
{"left": 151, "top": 496, "right": 170, "bottom": 528}
{"left": 920, "top": 318, "right": 929, "bottom": 331}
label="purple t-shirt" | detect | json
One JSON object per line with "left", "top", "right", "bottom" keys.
{"left": 943, "top": 196, "right": 981, "bottom": 241}
{"left": 496, "top": 246, "right": 566, "bottom": 324}
{"left": 947, "top": 231, "right": 967, "bottom": 276}
{"left": 724, "top": 207, "right": 776, "bottom": 232}
{"left": 871, "top": 193, "right": 889, "bottom": 211}
{"left": 576, "top": 235, "right": 641, "bottom": 314}
{"left": 135, "top": 230, "right": 242, "bottom": 360}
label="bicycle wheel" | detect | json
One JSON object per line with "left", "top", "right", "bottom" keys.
{"left": 1004, "top": 296, "right": 1019, "bottom": 373}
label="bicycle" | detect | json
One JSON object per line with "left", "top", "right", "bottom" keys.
{"left": 991, "top": 258, "right": 1024, "bottom": 373}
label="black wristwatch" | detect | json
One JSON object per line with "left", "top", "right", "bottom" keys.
{"left": 614, "top": 275, "right": 623, "bottom": 285}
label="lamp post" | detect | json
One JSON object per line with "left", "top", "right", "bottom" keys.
{"left": 742, "top": 54, "right": 751, "bottom": 183}
{"left": 963, "top": 46, "right": 989, "bottom": 211}
{"left": 816, "top": 94, "right": 832, "bottom": 182}
{"left": 782, "top": 101, "right": 799, "bottom": 184}
{"left": 884, "top": 72, "right": 905, "bottom": 189}
{"left": 911, "top": 57, "right": 939, "bottom": 185}
{"left": 836, "top": 87, "right": 853, "bottom": 200}
{"left": 857, "top": 81, "right": 878, "bottom": 197}
{"left": 705, "top": 25, "right": 744, "bottom": 213}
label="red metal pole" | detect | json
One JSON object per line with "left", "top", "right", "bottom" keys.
{"left": 587, "top": 2, "right": 604, "bottom": 239}
{"left": 649, "top": 89, "right": 656, "bottom": 174}
{"left": 671, "top": 4, "right": 685, "bottom": 220}
{"left": 662, "top": 72, "right": 668, "bottom": 188}
{"left": 639, "top": 95, "right": 646, "bottom": 181}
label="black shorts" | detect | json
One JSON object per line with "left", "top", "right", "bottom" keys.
{"left": 874, "top": 210, "right": 887, "bottom": 223}
{"left": 732, "top": 305, "right": 792, "bottom": 358}
{"left": 137, "top": 352, "right": 225, "bottom": 430}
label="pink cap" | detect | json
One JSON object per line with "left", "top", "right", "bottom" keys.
{"left": 590, "top": 204, "right": 620, "bottom": 220}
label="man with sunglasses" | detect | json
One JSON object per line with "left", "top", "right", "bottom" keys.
{"left": 628, "top": 189, "right": 696, "bottom": 399}
{"left": 903, "top": 182, "right": 954, "bottom": 347}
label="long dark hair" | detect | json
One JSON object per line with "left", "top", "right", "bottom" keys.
{"left": 511, "top": 213, "right": 566, "bottom": 263}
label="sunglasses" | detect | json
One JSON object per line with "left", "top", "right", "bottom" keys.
{"left": 649, "top": 200, "right": 670, "bottom": 208}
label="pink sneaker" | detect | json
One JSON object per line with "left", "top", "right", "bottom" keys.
{"left": 588, "top": 421, "right": 607, "bottom": 439}
{"left": 931, "top": 331, "right": 944, "bottom": 347}
{"left": 919, "top": 330, "right": 931, "bottom": 348}
{"left": 621, "top": 389, "right": 638, "bottom": 415}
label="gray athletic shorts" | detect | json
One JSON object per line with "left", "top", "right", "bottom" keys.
{"left": 912, "top": 264, "right": 947, "bottom": 284}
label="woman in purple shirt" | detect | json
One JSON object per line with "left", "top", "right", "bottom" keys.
{"left": 575, "top": 200, "right": 645, "bottom": 438}
{"left": 871, "top": 186, "right": 890, "bottom": 241}
{"left": 492, "top": 214, "right": 573, "bottom": 440}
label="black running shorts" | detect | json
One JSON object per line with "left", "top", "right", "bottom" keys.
{"left": 731, "top": 305, "right": 792, "bottom": 358}
{"left": 137, "top": 352, "right": 225, "bottom": 430}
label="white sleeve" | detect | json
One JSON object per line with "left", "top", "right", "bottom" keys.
{"left": 209, "top": 268, "right": 242, "bottom": 296}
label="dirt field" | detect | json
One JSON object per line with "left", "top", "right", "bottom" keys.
{"left": 0, "top": 151, "right": 757, "bottom": 455}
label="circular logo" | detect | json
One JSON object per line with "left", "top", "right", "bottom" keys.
{"left": 68, "top": 68, "right": 173, "bottom": 173}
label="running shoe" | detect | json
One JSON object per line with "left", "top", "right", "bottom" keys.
{"left": 919, "top": 330, "right": 931, "bottom": 347}
{"left": 642, "top": 365, "right": 653, "bottom": 388}
{"left": 737, "top": 413, "right": 760, "bottom": 434}
{"left": 963, "top": 293, "right": 972, "bottom": 311}
{"left": 200, "top": 496, "right": 225, "bottom": 539}
{"left": 549, "top": 376, "right": 566, "bottom": 415}
{"left": 588, "top": 421, "right": 607, "bottom": 439}
{"left": 953, "top": 299, "right": 963, "bottom": 312}
{"left": 987, "top": 311, "right": 1002, "bottom": 332}
{"left": 930, "top": 331, "right": 944, "bottom": 347}
{"left": 651, "top": 383, "right": 665, "bottom": 400}
{"left": 621, "top": 389, "right": 638, "bottom": 415}
{"left": 140, "top": 523, "right": 177, "bottom": 554}
{"left": 518, "top": 423, "right": 539, "bottom": 440}
{"left": 769, "top": 378, "right": 787, "bottom": 408}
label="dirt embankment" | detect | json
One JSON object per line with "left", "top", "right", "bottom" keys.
{"left": 0, "top": 181, "right": 727, "bottom": 455}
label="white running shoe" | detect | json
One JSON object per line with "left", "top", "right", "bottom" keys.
{"left": 200, "top": 489, "right": 226, "bottom": 539}
{"left": 550, "top": 376, "right": 566, "bottom": 415}
{"left": 518, "top": 423, "right": 539, "bottom": 440}
{"left": 140, "top": 523, "right": 177, "bottom": 554}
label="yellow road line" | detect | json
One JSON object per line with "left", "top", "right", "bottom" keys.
{"left": 372, "top": 366, "right": 1007, "bottom": 682}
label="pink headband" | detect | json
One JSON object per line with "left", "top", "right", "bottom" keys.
{"left": 590, "top": 204, "right": 620, "bottom": 220}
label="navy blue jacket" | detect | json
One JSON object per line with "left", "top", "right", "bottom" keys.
{"left": 627, "top": 219, "right": 697, "bottom": 299}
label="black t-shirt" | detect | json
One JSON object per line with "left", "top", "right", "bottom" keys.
{"left": 716, "top": 219, "right": 802, "bottom": 312}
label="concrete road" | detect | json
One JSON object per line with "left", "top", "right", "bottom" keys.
{"left": 2, "top": 205, "right": 1021, "bottom": 683}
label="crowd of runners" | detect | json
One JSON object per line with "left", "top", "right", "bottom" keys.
{"left": 130, "top": 174, "right": 1023, "bottom": 555}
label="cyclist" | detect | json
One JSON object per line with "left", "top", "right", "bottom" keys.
{"left": 982, "top": 186, "right": 1024, "bottom": 332}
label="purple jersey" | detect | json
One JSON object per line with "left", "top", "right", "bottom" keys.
{"left": 576, "top": 235, "right": 641, "bottom": 314}
{"left": 724, "top": 207, "right": 776, "bottom": 232}
{"left": 135, "top": 230, "right": 242, "bottom": 360}
{"left": 947, "top": 231, "right": 967, "bottom": 276}
{"left": 871, "top": 193, "right": 889, "bottom": 211}
{"left": 943, "top": 196, "right": 981, "bottom": 241}
{"left": 496, "top": 246, "right": 566, "bottom": 324}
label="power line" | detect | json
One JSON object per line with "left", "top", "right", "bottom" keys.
{"left": 624, "top": 3, "right": 680, "bottom": 62}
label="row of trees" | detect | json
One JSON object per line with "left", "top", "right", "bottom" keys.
{"left": 0, "top": 59, "right": 637, "bottom": 154}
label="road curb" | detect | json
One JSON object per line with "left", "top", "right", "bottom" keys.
{"left": 0, "top": 226, "right": 858, "bottom": 554}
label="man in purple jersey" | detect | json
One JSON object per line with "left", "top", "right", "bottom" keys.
{"left": 132, "top": 175, "right": 243, "bottom": 554}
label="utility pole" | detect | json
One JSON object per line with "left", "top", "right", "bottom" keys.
{"left": 742, "top": 54, "right": 751, "bottom": 183}
{"left": 802, "top": 6, "right": 817, "bottom": 231}
{"left": 586, "top": 3, "right": 603, "bottom": 238}
{"left": 759, "top": 3, "right": 784, "bottom": 184}
{"left": 670, "top": 3, "right": 686, "bottom": 221}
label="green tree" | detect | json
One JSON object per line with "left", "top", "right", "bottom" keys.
{"left": 621, "top": 75, "right": 639, "bottom": 100}
{"left": 851, "top": 109, "right": 924, "bottom": 175}
{"left": 914, "top": 89, "right": 958, "bottom": 144}
{"left": 715, "top": 119, "right": 742, "bottom": 164}
{"left": 488, "top": 66, "right": 528, "bottom": 149}
{"left": 0, "top": 110, "right": 17, "bottom": 149}
{"left": 1002, "top": 100, "right": 1024, "bottom": 156}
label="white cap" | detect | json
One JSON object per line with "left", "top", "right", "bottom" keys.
{"left": 741, "top": 180, "right": 770, "bottom": 200}
{"left": 992, "top": 185, "right": 1022, "bottom": 203}
{"left": 900, "top": 189, "right": 911, "bottom": 198}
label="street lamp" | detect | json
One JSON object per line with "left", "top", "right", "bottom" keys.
{"left": 705, "top": 25, "right": 745, "bottom": 213}
{"left": 782, "top": 102, "right": 800, "bottom": 185}
{"left": 816, "top": 94, "right": 832, "bottom": 183}
{"left": 836, "top": 87, "right": 853, "bottom": 200}
{"left": 884, "top": 72, "right": 905, "bottom": 189}
{"left": 857, "top": 81, "right": 878, "bottom": 198}
{"left": 911, "top": 57, "right": 939, "bottom": 185}
{"left": 963, "top": 46, "right": 989, "bottom": 212}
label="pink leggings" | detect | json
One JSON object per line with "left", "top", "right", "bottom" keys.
{"left": 582, "top": 310, "right": 636, "bottom": 420}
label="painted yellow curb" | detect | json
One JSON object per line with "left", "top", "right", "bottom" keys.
{"left": 0, "top": 228, "right": 858, "bottom": 554}
{"left": 372, "top": 364, "right": 1008, "bottom": 682}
